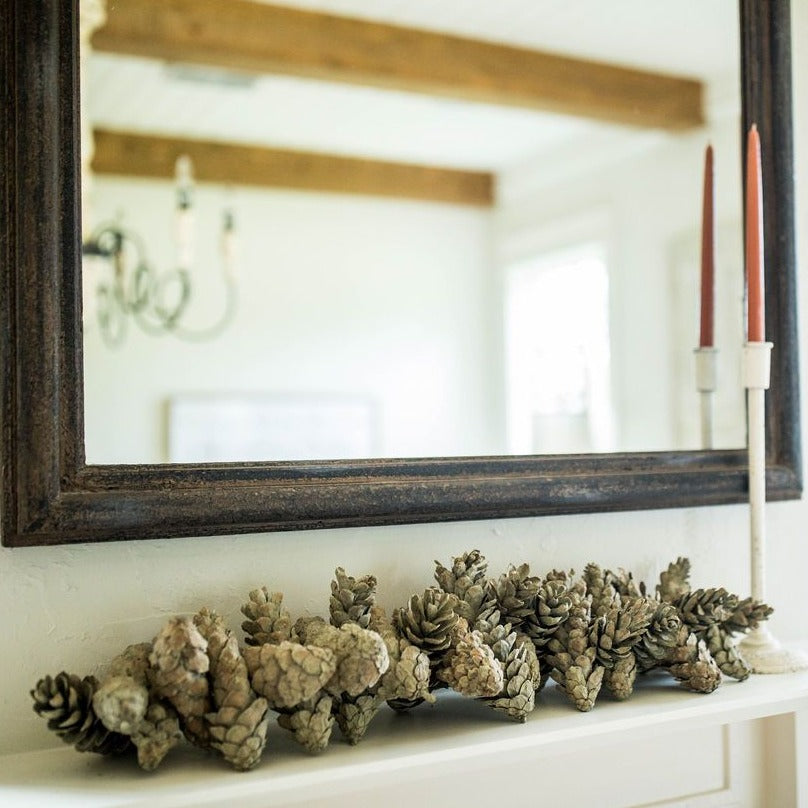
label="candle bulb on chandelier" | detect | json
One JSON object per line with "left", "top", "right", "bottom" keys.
{"left": 175, "top": 154, "right": 195, "bottom": 273}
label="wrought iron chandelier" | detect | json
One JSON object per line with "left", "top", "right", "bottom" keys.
{"left": 82, "top": 155, "right": 237, "bottom": 348}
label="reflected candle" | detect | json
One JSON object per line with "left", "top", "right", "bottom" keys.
{"left": 746, "top": 125, "right": 765, "bottom": 342}
{"left": 699, "top": 144, "right": 715, "bottom": 347}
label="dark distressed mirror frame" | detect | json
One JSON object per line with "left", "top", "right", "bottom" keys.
{"left": 0, "top": 0, "right": 801, "bottom": 547}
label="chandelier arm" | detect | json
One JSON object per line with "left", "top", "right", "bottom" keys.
{"left": 169, "top": 276, "right": 238, "bottom": 342}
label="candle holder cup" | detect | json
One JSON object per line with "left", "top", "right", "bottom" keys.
{"left": 694, "top": 346, "right": 717, "bottom": 450}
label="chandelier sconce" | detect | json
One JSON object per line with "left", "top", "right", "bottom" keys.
{"left": 82, "top": 155, "right": 238, "bottom": 348}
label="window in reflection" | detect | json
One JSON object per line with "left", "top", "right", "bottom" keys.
{"left": 505, "top": 244, "right": 614, "bottom": 454}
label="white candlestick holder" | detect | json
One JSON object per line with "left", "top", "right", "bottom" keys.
{"left": 738, "top": 341, "right": 808, "bottom": 673}
{"left": 694, "top": 347, "right": 717, "bottom": 450}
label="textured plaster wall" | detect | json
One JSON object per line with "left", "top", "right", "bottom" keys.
{"left": 2, "top": 3, "right": 807, "bottom": 760}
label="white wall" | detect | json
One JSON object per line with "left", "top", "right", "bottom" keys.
{"left": 2, "top": 5, "right": 808, "bottom": 773}
{"left": 83, "top": 184, "right": 498, "bottom": 463}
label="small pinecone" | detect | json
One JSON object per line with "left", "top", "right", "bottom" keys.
{"left": 132, "top": 702, "right": 183, "bottom": 772}
{"left": 208, "top": 697, "right": 271, "bottom": 771}
{"left": 377, "top": 641, "right": 434, "bottom": 705}
{"left": 490, "top": 565, "right": 541, "bottom": 628}
{"left": 395, "top": 588, "right": 459, "bottom": 657}
{"left": 296, "top": 619, "right": 389, "bottom": 698}
{"left": 480, "top": 625, "right": 540, "bottom": 722}
{"left": 31, "top": 673, "right": 131, "bottom": 755}
{"left": 589, "top": 598, "right": 655, "bottom": 670}
{"left": 277, "top": 694, "right": 334, "bottom": 753}
{"left": 675, "top": 588, "right": 736, "bottom": 635}
{"left": 657, "top": 557, "right": 692, "bottom": 603}
{"left": 241, "top": 588, "right": 294, "bottom": 646}
{"left": 522, "top": 579, "right": 572, "bottom": 651}
{"left": 603, "top": 653, "right": 638, "bottom": 701}
{"left": 149, "top": 617, "right": 212, "bottom": 749}
{"left": 244, "top": 641, "right": 336, "bottom": 710}
{"left": 434, "top": 550, "right": 488, "bottom": 622}
{"left": 664, "top": 625, "right": 722, "bottom": 693}
{"left": 609, "top": 568, "right": 646, "bottom": 600}
{"left": 335, "top": 693, "right": 382, "bottom": 745}
{"left": 703, "top": 624, "right": 750, "bottom": 681}
{"left": 722, "top": 597, "right": 774, "bottom": 635}
{"left": 437, "top": 630, "right": 504, "bottom": 698}
{"left": 330, "top": 567, "right": 377, "bottom": 629}
{"left": 634, "top": 602, "right": 683, "bottom": 672}
{"left": 583, "top": 563, "right": 620, "bottom": 617}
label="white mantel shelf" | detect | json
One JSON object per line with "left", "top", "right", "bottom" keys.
{"left": 4, "top": 669, "right": 808, "bottom": 808}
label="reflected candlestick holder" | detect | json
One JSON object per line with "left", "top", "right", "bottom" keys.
{"left": 694, "top": 346, "right": 717, "bottom": 450}
{"left": 738, "top": 341, "right": 808, "bottom": 673}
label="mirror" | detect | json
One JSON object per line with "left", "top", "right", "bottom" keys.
{"left": 0, "top": 0, "right": 800, "bottom": 547}
{"left": 82, "top": 1, "right": 748, "bottom": 463}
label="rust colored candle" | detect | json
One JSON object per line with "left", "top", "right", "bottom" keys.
{"left": 699, "top": 144, "right": 715, "bottom": 347}
{"left": 746, "top": 125, "right": 765, "bottom": 342}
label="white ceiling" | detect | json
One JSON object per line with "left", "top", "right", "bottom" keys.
{"left": 86, "top": 0, "right": 740, "bottom": 174}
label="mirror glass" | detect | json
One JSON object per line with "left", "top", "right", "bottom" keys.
{"left": 81, "top": 0, "right": 744, "bottom": 465}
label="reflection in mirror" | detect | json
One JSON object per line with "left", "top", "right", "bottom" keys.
{"left": 81, "top": 0, "right": 745, "bottom": 465}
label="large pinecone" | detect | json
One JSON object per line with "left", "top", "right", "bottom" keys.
{"left": 330, "top": 568, "right": 377, "bottom": 629}
{"left": 633, "top": 602, "right": 683, "bottom": 672}
{"left": 521, "top": 579, "right": 572, "bottom": 651}
{"left": 480, "top": 624, "right": 540, "bottom": 722}
{"left": 395, "top": 588, "right": 459, "bottom": 657}
{"left": 674, "top": 588, "right": 736, "bottom": 635}
{"left": 590, "top": 598, "right": 655, "bottom": 670}
{"left": 488, "top": 565, "right": 541, "bottom": 628}
{"left": 31, "top": 673, "right": 131, "bottom": 755}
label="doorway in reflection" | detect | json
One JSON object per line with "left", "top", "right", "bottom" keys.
{"left": 505, "top": 243, "right": 614, "bottom": 455}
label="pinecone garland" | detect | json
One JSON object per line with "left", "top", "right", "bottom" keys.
{"left": 241, "top": 588, "right": 295, "bottom": 646}
{"left": 31, "top": 673, "right": 131, "bottom": 755}
{"left": 657, "top": 557, "right": 692, "bottom": 603}
{"left": 330, "top": 567, "right": 377, "bottom": 629}
{"left": 395, "top": 588, "right": 459, "bottom": 657}
{"left": 434, "top": 550, "right": 488, "bottom": 622}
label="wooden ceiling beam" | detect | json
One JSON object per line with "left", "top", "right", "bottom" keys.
{"left": 91, "top": 129, "right": 494, "bottom": 207}
{"left": 91, "top": 0, "right": 704, "bottom": 131}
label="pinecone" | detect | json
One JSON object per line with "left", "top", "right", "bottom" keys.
{"left": 434, "top": 550, "right": 489, "bottom": 622}
{"left": 722, "top": 597, "right": 774, "bottom": 635}
{"left": 480, "top": 624, "right": 540, "bottom": 722}
{"left": 634, "top": 602, "right": 683, "bottom": 672}
{"left": 244, "top": 641, "right": 336, "bottom": 710}
{"left": 394, "top": 588, "right": 460, "bottom": 657}
{"left": 437, "top": 630, "right": 504, "bottom": 698}
{"left": 31, "top": 673, "right": 131, "bottom": 755}
{"left": 296, "top": 619, "right": 389, "bottom": 698}
{"left": 93, "top": 643, "right": 182, "bottom": 771}
{"left": 241, "top": 588, "right": 294, "bottom": 646}
{"left": 489, "top": 565, "right": 541, "bottom": 628}
{"left": 675, "top": 588, "right": 736, "bottom": 635}
{"left": 583, "top": 563, "right": 620, "bottom": 617}
{"left": 521, "top": 579, "right": 572, "bottom": 651}
{"left": 589, "top": 598, "right": 655, "bottom": 670}
{"left": 603, "top": 654, "right": 637, "bottom": 701}
{"left": 149, "top": 617, "right": 214, "bottom": 749}
{"left": 657, "top": 557, "right": 692, "bottom": 603}
{"left": 196, "top": 613, "right": 270, "bottom": 771}
{"left": 546, "top": 592, "right": 603, "bottom": 712}
{"left": 376, "top": 640, "right": 434, "bottom": 705}
{"left": 664, "top": 624, "right": 722, "bottom": 693}
{"left": 330, "top": 567, "right": 377, "bottom": 629}
{"left": 703, "top": 624, "right": 750, "bottom": 681}
{"left": 608, "top": 568, "right": 646, "bottom": 600}
{"left": 335, "top": 693, "right": 383, "bottom": 745}
{"left": 277, "top": 694, "right": 334, "bottom": 753}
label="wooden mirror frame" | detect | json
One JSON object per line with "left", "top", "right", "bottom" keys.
{"left": 0, "top": 0, "right": 801, "bottom": 547}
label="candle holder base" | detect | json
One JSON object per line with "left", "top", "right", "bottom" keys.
{"left": 739, "top": 627, "right": 808, "bottom": 674}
